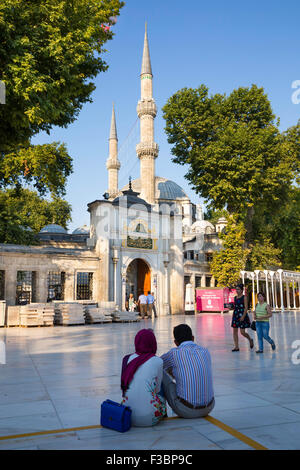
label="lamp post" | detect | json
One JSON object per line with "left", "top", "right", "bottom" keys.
{"left": 112, "top": 246, "right": 119, "bottom": 305}
{"left": 163, "top": 254, "right": 170, "bottom": 315}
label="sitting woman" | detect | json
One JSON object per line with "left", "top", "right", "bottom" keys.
{"left": 121, "top": 329, "right": 166, "bottom": 427}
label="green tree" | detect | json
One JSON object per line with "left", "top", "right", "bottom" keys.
{"left": 0, "top": 188, "right": 72, "bottom": 244}
{"left": 162, "top": 84, "right": 299, "bottom": 243}
{"left": 266, "top": 187, "right": 300, "bottom": 270}
{"left": 247, "top": 237, "right": 282, "bottom": 271}
{"left": 210, "top": 215, "right": 249, "bottom": 287}
{"left": 0, "top": 0, "right": 123, "bottom": 151}
{"left": 0, "top": 0, "right": 123, "bottom": 196}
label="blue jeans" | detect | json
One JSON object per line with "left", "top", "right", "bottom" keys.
{"left": 256, "top": 321, "right": 274, "bottom": 351}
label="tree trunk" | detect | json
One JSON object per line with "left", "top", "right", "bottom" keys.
{"left": 245, "top": 206, "right": 255, "bottom": 246}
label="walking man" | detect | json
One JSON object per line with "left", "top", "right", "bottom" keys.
{"left": 138, "top": 291, "right": 148, "bottom": 319}
{"left": 147, "top": 291, "right": 157, "bottom": 318}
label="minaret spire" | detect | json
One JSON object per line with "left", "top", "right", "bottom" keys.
{"left": 136, "top": 23, "right": 159, "bottom": 205}
{"left": 106, "top": 103, "right": 120, "bottom": 199}
{"left": 109, "top": 102, "right": 117, "bottom": 140}
{"left": 141, "top": 22, "right": 152, "bottom": 76}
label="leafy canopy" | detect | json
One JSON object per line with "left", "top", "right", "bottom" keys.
{"left": 163, "top": 84, "right": 298, "bottom": 215}
{"left": 0, "top": 188, "right": 72, "bottom": 244}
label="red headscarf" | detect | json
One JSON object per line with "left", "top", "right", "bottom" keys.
{"left": 121, "top": 329, "right": 157, "bottom": 395}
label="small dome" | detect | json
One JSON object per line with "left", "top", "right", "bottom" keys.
{"left": 72, "top": 225, "right": 89, "bottom": 235}
{"left": 39, "top": 224, "right": 68, "bottom": 234}
{"left": 216, "top": 217, "right": 227, "bottom": 224}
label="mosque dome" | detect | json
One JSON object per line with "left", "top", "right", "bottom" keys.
{"left": 120, "top": 177, "right": 189, "bottom": 202}
{"left": 39, "top": 224, "right": 68, "bottom": 234}
{"left": 72, "top": 225, "right": 90, "bottom": 235}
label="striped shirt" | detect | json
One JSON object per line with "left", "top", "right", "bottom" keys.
{"left": 161, "top": 341, "right": 214, "bottom": 406}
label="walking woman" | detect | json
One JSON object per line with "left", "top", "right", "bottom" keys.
{"left": 254, "top": 292, "right": 276, "bottom": 353}
{"left": 231, "top": 284, "right": 254, "bottom": 351}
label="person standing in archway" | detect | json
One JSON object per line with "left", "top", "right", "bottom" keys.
{"left": 231, "top": 284, "right": 254, "bottom": 351}
{"left": 138, "top": 291, "right": 148, "bottom": 319}
{"left": 147, "top": 291, "right": 157, "bottom": 318}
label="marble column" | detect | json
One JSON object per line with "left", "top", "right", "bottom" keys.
{"left": 277, "top": 270, "right": 284, "bottom": 312}
{"left": 163, "top": 261, "right": 170, "bottom": 315}
{"left": 286, "top": 281, "right": 291, "bottom": 310}
{"left": 64, "top": 271, "right": 75, "bottom": 302}
{"left": 36, "top": 270, "right": 48, "bottom": 303}
{"left": 264, "top": 270, "right": 270, "bottom": 304}
{"left": 292, "top": 281, "right": 296, "bottom": 309}
{"left": 4, "top": 267, "right": 17, "bottom": 306}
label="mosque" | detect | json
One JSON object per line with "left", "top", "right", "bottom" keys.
{"left": 0, "top": 26, "right": 226, "bottom": 315}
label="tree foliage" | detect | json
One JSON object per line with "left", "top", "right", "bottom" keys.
{"left": 0, "top": 188, "right": 72, "bottom": 244}
{"left": 247, "top": 237, "right": 282, "bottom": 271}
{"left": 0, "top": 0, "right": 124, "bottom": 151}
{"left": 163, "top": 85, "right": 299, "bottom": 244}
{"left": 210, "top": 215, "right": 249, "bottom": 287}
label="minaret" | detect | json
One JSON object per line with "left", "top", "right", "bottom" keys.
{"left": 106, "top": 103, "right": 120, "bottom": 199}
{"left": 136, "top": 23, "right": 159, "bottom": 205}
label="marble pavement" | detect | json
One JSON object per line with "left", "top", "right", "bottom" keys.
{"left": 0, "top": 312, "right": 300, "bottom": 450}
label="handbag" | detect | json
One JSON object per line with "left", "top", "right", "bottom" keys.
{"left": 100, "top": 399, "right": 132, "bottom": 433}
{"left": 250, "top": 321, "right": 256, "bottom": 331}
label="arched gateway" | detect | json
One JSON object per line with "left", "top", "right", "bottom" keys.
{"left": 126, "top": 259, "right": 151, "bottom": 302}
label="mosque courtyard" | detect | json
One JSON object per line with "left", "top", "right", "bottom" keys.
{"left": 0, "top": 311, "right": 300, "bottom": 450}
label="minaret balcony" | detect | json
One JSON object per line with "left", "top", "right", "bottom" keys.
{"left": 136, "top": 142, "right": 159, "bottom": 158}
{"left": 106, "top": 159, "right": 121, "bottom": 170}
{"left": 137, "top": 99, "right": 157, "bottom": 118}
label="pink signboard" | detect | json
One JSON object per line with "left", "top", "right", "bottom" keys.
{"left": 196, "top": 288, "right": 236, "bottom": 313}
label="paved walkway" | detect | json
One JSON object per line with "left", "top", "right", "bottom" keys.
{"left": 0, "top": 312, "right": 300, "bottom": 450}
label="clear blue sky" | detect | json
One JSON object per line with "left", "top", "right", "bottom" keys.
{"left": 32, "top": 0, "right": 300, "bottom": 232}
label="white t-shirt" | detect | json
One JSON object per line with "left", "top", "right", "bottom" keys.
{"left": 121, "top": 354, "right": 166, "bottom": 427}
{"left": 139, "top": 294, "right": 147, "bottom": 304}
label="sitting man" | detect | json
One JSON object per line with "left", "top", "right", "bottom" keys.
{"left": 161, "top": 324, "right": 215, "bottom": 418}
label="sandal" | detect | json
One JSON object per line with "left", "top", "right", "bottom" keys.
{"left": 232, "top": 348, "right": 239, "bottom": 352}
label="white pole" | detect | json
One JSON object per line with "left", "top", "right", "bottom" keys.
{"left": 264, "top": 270, "right": 270, "bottom": 304}
{"left": 277, "top": 270, "right": 284, "bottom": 313}
{"left": 254, "top": 270, "right": 260, "bottom": 294}
{"left": 286, "top": 281, "right": 290, "bottom": 310}
{"left": 274, "top": 275, "right": 278, "bottom": 309}
{"left": 269, "top": 271, "right": 275, "bottom": 309}
{"left": 251, "top": 273, "right": 255, "bottom": 310}
{"left": 292, "top": 281, "right": 296, "bottom": 309}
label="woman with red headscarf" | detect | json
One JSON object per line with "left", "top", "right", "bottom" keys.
{"left": 121, "top": 329, "right": 166, "bottom": 426}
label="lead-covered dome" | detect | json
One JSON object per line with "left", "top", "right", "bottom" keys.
{"left": 120, "top": 177, "right": 189, "bottom": 202}
{"left": 39, "top": 224, "right": 68, "bottom": 234}
{"left": 72, "top": 225, "right": 89, "bottom": 235}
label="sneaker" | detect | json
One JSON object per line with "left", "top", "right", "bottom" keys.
{"left": 250, "top": 338, "right": 254, "bottom": 349}
{"left": 256, "top": 350, "right": 263, "bottom": 354}
{"left": 271, "top": 343, "right": 276, "bottom": 351}
{"left": 232, "top": 348, "right": 239, "bottom": 352}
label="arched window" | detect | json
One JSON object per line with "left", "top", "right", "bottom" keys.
{"left": 135, "top": 223, "right": 147, "bottom": 233}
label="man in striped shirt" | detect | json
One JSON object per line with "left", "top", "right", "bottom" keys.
{"left": 161, "top": 324, "right": 215, "bottom": 418}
